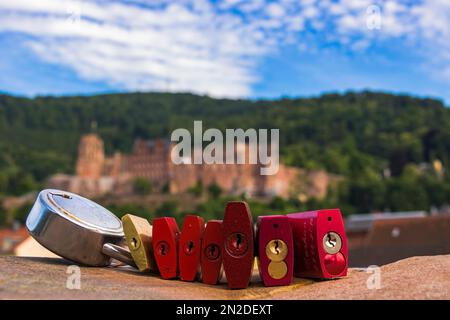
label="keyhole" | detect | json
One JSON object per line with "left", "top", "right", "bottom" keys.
{"left": 322, "top": 232, "right": 342, "bottom": 254}
{"left": 274, "top": 240, "right": 280, "bottom": 255}
{"left": 131, "top": 237, "right": 138, "bottom": 249}
{"left": 265, "top": 239, "right": 287, "bottom": 262}
{"left": 156, "top": 241, "right": 169, "bottom": 256}
{"left": 236, "top": 233, "right": 242, "bottom": 249}
{"left": 226, "top": 233, "right": 248, "bottom": 256}
{"left": 205, "top": 244, "right": 220, "bottom": 260}
{"left": 183, "top": 240, "right": 196, "bottom": 256}
{"left": 326, "top": 234, "right": 337, "bottom": 248}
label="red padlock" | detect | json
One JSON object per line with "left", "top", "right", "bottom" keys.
{"left": 200, "top": 220, "right": 223, "bottom": 285}
{"left": 152, "top": 217, "right": 180, "bottom": 279}
{"left": 256, "top": 215, "right": 293, "bottom": 287}
{"left": 178, "top": 215, "right": 205, "bottom": 281}
{"left": 287, "top": 209, "right": 348, "bottom": 279}
{"left": 222, "top": 201, "right": 254, "bottom": 289}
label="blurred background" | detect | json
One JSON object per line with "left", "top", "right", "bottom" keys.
{"left": 0, "top": 0, "right": 450, "bottom": 267}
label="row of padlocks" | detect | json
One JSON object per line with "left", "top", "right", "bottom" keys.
{"left": 26, "top": 189, "right": 348, "bottom": 289}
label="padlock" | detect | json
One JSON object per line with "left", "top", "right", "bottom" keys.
{"left": 256, "top": 215, "right": 293, "bottom": 286}
{"left": 152, "top": 217, "right": 180, "bottom": 279}
{"left": 178, "top": 215, "right": 205, "bottom": 281}
{"left": 222, "top": 201, "right": 254, "bottom": 289}
{"left": 25, "top": 189, "right": 136, "bottom": 267}
{"left": 122, "top": 214, "right": 158, "bottom": 273}
{"left": 287, "top": 209, "right": 348, "bottom": 279}
{"left": 200, "top": 220, "right": 223, "bottom": 285}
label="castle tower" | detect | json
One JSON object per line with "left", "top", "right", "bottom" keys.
{"left": 76, "top": 134, "right": 105, "bottom": 178}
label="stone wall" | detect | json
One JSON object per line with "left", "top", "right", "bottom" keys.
{"left": 49, "top": 134, "right": 334, "bottom": 199}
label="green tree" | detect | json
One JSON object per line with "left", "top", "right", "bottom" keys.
{"left": 154, "top": 201, "right": 178, "bottom": 218}
{"left": 207, "top": 183, "right": 222, "bottom": 199}
{"left": 133, "top": 177, "right": 153, "bottom": 195}
{"left": 188, "top": 180, "right": 203, "bottom": 197}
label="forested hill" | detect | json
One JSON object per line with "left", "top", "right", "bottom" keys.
{"left": 1, "top": 91, "right": 449, "bottom": 214}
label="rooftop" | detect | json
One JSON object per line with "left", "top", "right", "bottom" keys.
{"left": 345, "top": 211, "right": 427, "bottom": 233}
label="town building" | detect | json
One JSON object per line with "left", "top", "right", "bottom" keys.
{"left": 345, "top": 212, "right": 450, "bottom": 266}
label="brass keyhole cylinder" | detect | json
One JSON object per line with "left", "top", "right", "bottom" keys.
{"left": 130, "top": 237, "right": 140, "bottom": 250}
{"left": 265, "top": 239, "right": 288, "bottom": 262}
{"left": 322, "top": 232, "right": 342, "bottom": 254}
{"left": 265, "top": 239, "right": 288, "bottom": 280}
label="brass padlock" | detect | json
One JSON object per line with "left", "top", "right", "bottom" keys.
{"left": 122, "top": 214, "right": 158, "bottom": 273}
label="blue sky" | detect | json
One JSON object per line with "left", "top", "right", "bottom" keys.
{"left": 0, "top": 0, "right": 449, "bottom": 104}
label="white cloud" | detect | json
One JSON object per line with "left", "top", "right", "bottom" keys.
{"left": 0, "top": 0, "right": 271, "bottom": 97}
{"left": 266, "top": 3, "right": 285, "bottom": 18}
{"left": 0, "top": 0, "right": 450, "bottom": 96}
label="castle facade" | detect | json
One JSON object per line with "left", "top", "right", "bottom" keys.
{"left": 48, "top": 134, "right": 332, "bottom": 199}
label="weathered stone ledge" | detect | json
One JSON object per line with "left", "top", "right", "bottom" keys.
{"left": 0, "top": 255, "right": 448, "bottom": 299}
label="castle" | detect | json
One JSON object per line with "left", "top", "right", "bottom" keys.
{"left": 48, "top": 134, "right": 333, "bottom": 199}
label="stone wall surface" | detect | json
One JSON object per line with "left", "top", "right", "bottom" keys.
{"left": 0, "top": 255, "right": 448, "bottom": 300}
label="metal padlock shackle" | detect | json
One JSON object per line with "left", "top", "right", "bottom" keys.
{"left": 26, "top": 189, "right": 137, "bottom": 268}
{"left": 101, "top": 243, "right": 136, "bottom": 267}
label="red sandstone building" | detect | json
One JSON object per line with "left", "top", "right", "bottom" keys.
{"left": 48, "top": 134, "right": 334, "bottom": 199}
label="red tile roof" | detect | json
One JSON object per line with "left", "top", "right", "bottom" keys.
{"left": 0, "top": 227, "right": 29, "bottom": 254}
{"left": 348, "top": 215, "right": 450, "bottom": 267}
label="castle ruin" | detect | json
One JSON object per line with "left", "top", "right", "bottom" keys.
{"left": 48, "top": 134, "right": 333, "bottom": 199}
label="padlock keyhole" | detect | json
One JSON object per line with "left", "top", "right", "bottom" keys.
{"left": 322, "top": 232, "right": 342, "bottom": 254}
{"left": 274, "top": 240, "right": 280, "bottom": 255}
{"left": 226, "top": 233, "right": 248, "bottom": 256}
{"left": 156, "top": 241, "right": 170, "bottom": 256}
{"left": 205, "top": 244, "right": 220, "bottom": 260}
{"left": 160, "top": 243, "right": 167, "bottom": 255}
{"left": 236, "top": 233, "right": 242, "bottom": 249}
{"left": 326, "top": 234, "right": 337, "bottom": 248}
{"left": 183, "top": 240, "right": 196, "bottom": 256}
{"left": 131, "top": 237, "right": 138, "bottom": 249}
{"left": 265, "top": 239, "right": 287, "bottom": 262}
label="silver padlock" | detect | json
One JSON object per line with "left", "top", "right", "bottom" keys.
{"left": 26, "top": 189, "right": 136, "bottom": 267}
